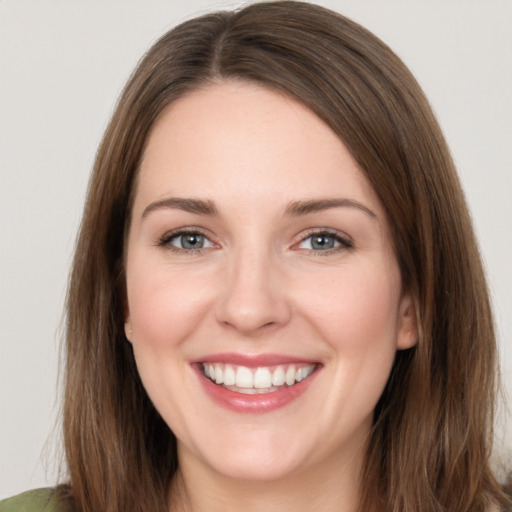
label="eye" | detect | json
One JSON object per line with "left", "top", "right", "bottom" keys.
{"left": 159, "top": 230, "right": 215, "bottom": 252}
{"left": 296, "top": 231, "right": 352, "bottom": 252}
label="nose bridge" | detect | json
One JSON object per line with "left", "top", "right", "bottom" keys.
{"left": 216, "top": 242, "right": 290, "bottom": 335}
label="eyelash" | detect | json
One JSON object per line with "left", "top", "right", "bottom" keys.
{"left": 293, "top": 229, "right": 353, "bottom": 255}
{"left": 157, "top": 228, "right": 215, "bottom": 254}
{"left": 157, "top": 228, "right": 353, "bottom": 254}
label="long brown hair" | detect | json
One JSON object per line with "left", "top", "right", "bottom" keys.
{"left": 62, "top": 2, "right": 508, "bottom": 511}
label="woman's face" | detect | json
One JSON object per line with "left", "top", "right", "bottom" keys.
{"left": 124, "top": 81, "right": 416, "bottom": 482}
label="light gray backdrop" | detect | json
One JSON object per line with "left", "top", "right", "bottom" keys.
{"left": 1, "top": 0, "right": 511, "bottom": 499}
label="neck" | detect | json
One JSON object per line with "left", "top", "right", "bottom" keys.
{"left": 169, "top": 442, "right": 366, "bottom": 512}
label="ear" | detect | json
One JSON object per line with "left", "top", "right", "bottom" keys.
{"left": 124, "top": 320, "right": 133, "bottom": 343}
{"left": 396, "top": 290, "right": 418, "bottom": 350}
{"left": 124, "top": 295, "right": 133, "bottom": 343}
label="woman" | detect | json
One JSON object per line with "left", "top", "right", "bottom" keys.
{"left": 2, "top": 1, "right": 509, "bottom": 511}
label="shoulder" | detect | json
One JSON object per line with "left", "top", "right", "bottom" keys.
{"left": 0, "top": 488, "right": 63, "bottom": 512}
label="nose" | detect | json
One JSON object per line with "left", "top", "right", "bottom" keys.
{"left": 215, "top": 248, "right": 291, "bottom": 336}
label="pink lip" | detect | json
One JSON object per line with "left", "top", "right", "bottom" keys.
{"left": 191, "top": 353, "right": 321, "bottom": 414}
{"left": 192, "top": 352, "right": 317, "bottom": 367}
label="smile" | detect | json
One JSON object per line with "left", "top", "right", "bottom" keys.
{"left": 194, "top": 354, "right": 321, "bottom": 413}
{"left": 202, "top": 362, "right": 317, "bottom": 394}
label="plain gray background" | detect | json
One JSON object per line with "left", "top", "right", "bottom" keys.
{"left": 1, "top": 0, "right": 511, "bottom": 499}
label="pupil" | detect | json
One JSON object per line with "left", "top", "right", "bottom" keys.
{"left": 182, "top": 234, "right": 203, "bottom": 249}
{"left": 312, "top": 235, "right": 334, "bottom": 250}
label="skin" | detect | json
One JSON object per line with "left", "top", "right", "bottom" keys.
{"left": 124, "top": 81, "right": 417, "bottom": 512}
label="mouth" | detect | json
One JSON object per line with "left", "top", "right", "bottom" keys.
{"left": 201, "top": 362, "right": 317, "bottom": 395}
{"left": 193, "top": 355, "right": 321, "bottom": 413}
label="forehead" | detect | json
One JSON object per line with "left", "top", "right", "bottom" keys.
{"left": 135, "top": 81, "right": 383, "bottom": 217}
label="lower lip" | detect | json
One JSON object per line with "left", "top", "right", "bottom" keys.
{"left": 194, "top": 365, "right": 319, "bottom": 413}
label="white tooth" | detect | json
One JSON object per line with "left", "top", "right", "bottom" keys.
{"left": 258, "top": 386, "right": 278, "bottom": 394}
{"left": 295, "top": 367, "right": 304, "bottom": 382}
{"left": 203, "top": 363, "right": 210, "bottom": 378}
{"left": 254, "top": 367, "right": 272, "bottom": 388}
{"left": 208, "top": 364, "right": 215, "bottom": 380}
{"left": 236, "top": 366, "right": 253, "bottom": 388}
{"left": 223, "top": 365, "right": 236, "bottom": 385}
{"left": 285, "top": 365, "right": 296, "bottom": 386}
{"left": 214, "top": 365, "right": 224, "bottom": 384}
{"left": 236, "top": 387, "right": 258, "bottom": 394}
{"left": 272, "top": 366, "right": 286, "bottom": 386}
{"left": 304, "top": 364, "right": 315, "bottom": 378}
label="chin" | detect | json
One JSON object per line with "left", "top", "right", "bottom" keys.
{"left": 206, "top": 453, "right": 304, "bottom": 482}
{"left": 180, "top": 430, "right": 312, "bottom": 483}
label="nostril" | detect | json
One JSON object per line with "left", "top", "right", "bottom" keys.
{"left": 220, "top": 317, "right": 283, "bottom": 337}
{"left": 215, "top": 263, "right": 292, "bottom": 334}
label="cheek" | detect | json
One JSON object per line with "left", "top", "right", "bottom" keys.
{"left": 297, "top": 261, "right": 402, "bottom": 353}
{"left": 126, "top": 256, "right": 216, "bottom": 349}
{"left": 299, "top": 262, "right": 401, "bottom": 425}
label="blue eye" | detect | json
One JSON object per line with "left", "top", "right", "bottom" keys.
{"left": 161, "top": 231, "right": 214, "bottom": 251}
{"left": 298, "top": 232, "right": 352, "bottom": 252}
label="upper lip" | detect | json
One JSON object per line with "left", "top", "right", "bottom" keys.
{"left": 191, "top": 352, "right": 320, "bottom": 367}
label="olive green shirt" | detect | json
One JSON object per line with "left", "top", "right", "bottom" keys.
{"left": 2, "top": 487, "right": 510, "bottom": 511}
{"left": 0, "top": 489, "right": 61, "bottom": 512}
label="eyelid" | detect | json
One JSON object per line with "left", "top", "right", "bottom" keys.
{"left": 291, "top": 228, "right": 353, "bottom": 252}
{"left": 155, "top": 226, "right": 352, "bottom": 254}
{"left": 157, "top": 227, "right": 218, "bottom": 252}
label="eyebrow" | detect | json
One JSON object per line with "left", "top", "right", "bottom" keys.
{"left": 141, "top": 196, "right": 376, "bottom": 220}
{"left": 284, "top": 198, "right": 377, "bottom": 218}
{"left": 142, "top": 197, "right": 220, "bottom": 218}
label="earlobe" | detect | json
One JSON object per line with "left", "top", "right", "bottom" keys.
{"left": 124, "top": 300, "right": 133, "bottom": 343}
{"left": 124, "top": 321, "right": 133, "bottom": 343}
{"left": 123, "top": 289, "right": 132, "bottom": 342}
{"left": 397, "top": 291, "right": 418, "bottom": 350}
